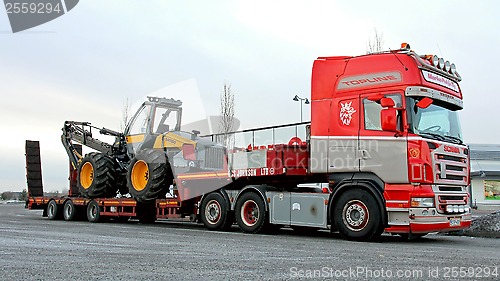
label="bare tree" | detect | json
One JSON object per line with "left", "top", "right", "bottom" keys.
{"left": 219, "top": 83, "right": 235, "bottom": 148}
{"left": 19, "top": 189, "right": 28, "bottom": 201}
{"left": 120, "top": 98, "right": 131, "bottom": 132}
{"left": 367, "top": 28, "right": 384, "bottom": 54}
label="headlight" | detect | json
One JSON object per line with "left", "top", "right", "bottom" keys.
{"left": 411, "top": 197, "right": 435, "bottom": 208}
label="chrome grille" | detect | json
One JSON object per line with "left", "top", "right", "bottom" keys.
{"left": 204, "top": 147, "right": 225, "bottom": 170}
{"left": 433, "top": 150, "right": 468, "bottom": 185}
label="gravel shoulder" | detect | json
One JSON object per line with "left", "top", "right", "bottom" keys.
{"left": 463, "top": 210, "right": 500, "bottom": 238}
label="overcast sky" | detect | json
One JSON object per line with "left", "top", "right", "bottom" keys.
{"left": 0, "top": 0, "right": 498, "bottom": 192}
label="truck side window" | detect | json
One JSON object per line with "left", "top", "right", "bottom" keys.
{"left": 363, "top": 94, "right": 402, "bottom": 131}
{"left": 364, "top": 100, "right": 382, "bottom": 130}
{"left": 129, "top": 106, "right": 149, "bottom": 135}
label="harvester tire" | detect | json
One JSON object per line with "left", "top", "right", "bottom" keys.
{"left": 77, "top": 153, "right": 117, "bottom": 198}
{"left": 127, "top": 149, "right": 171, "bottom": 203}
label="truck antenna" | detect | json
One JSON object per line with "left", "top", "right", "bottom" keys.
{"left": 437, "top": 43, "right": 443, "bottom": 57}
{"left": 389, "top": 48, "right": 408, "bottom": 71}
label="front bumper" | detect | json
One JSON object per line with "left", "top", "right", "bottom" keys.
{"left": 409, "top": 207, "right": 472, "bottom": 233}
{"left": 386, "top": 207, "right": 472, "bottom": 234}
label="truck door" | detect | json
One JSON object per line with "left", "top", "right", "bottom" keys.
{"left": 359, "top": 93, "right": 408, "bottom": 183}
{"left": 327, "top": 97, "right": 360, "bottom": 173}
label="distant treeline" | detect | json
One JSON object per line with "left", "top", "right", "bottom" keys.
{"left": 1, "top": 189, "right": 68, "bottom": 201}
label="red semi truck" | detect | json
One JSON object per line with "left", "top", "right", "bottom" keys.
{"left": 26, "top": 43, "right": 471, "bottom": 241}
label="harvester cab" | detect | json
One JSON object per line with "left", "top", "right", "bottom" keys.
{"left": 124, "top": 96, "right": 183, "bottom": 156}
{"left": 123, "top": 96, "right": 227, "bottom": 202}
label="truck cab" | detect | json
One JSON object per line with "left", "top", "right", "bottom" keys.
{"left": 309, "top": 43, "right": 471, "bottom": 237}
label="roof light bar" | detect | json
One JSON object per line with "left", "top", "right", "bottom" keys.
{"left": 422, "top": 54, "right": 461, "bottom": 80}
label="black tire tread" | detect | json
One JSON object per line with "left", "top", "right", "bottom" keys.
{"left": 87, "top": 200, "right": 102, "bottom": 223}
{"left": 333, "top": 188, "right": 383, "bottom": 241}
{"left": 78, "top": 152, "right": 117, "bottom": 198}
{"left": 235, "top": 192, "right": 267, "bottom": 234}
{"left": 63, "top": 200, "right": 76, "bottom": 221}
{"left": 47, "top": 200, "right": 62, "bottom": 220}
{"left": 128, "top": 149, "right": 171, "bottom": 203}
{"left": 200, "top": 192, "right": 232, "bottom": 231}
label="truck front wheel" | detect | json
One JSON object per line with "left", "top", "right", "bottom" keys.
{"left": 333, "top": 189, "right": 384, "bottom": 241}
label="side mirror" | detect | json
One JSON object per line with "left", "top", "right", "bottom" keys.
{"left": 416, "top": 97, "right": 433, "bottom": 109}
{"left": 380, "top": 97, "right": 395, "bottom": 108}
{"left": 381, "top": 108, "right": 398, "bottom": 132}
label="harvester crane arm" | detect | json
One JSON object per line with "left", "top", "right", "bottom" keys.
{"left": 61, "top": 121, "right": 124, "bottom": 169}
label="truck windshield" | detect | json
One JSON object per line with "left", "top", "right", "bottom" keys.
{"left": 409, "top": 98, "right": 463, "bottom": 144}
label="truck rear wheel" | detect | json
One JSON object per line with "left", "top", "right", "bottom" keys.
{"left": 63, "top": 200, "right": 77, "bottom": 221}
{"left": 235, "top": 192, "right": 267, "bottom": 233}
{"left": 128, "top": 150, "right": 171, "bottom": 203}
{"left": 333, "top": 189, "right": 384, "bottom": 241}
{"left": 77, "top": 153, "right": 117, "bottom": 198}
{"left": 47, "top": 200, "right": 62, "bottom": 220}
{"left": 200, "top": 192, "right": 233, "bottom": 231}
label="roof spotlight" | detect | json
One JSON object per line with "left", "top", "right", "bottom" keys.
{"left": 432, "top": 55, "right": 439, "bottom": 66}
{"left": 438, "top": 58, "right": 445, "bottom": 69}
{"left": 444, "top": 61, "right": 451, "bottom": 72}
{"left": 450, "top": 63, "right": 456, "bottom": 75}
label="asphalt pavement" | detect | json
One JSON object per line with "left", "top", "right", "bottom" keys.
{"left": 0, "top": 204, "right": 499, "bottom": 280}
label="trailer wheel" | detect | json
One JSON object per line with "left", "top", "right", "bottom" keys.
{"left": 63, "top": 200, "right": 77, "bottom": 221}
{"left": 128, "top": 149, "right": 171, "bottom": 203}
{"left": 333, "top": 189, "right": 383, "bottom": 241}
{"left": 87, "top": 200, "right": 103, "bottom": 223}
{"left": 200, "top": 192, "right": 233, "bottom": 231}
{"left": 235, "top": 192, "right": 267, "bottom": 233}
{"left": 47, "top": 200, "right": 62, "bottom": 220}
{"left": 78, "top": 153, "right": 117, "bottom": 198}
